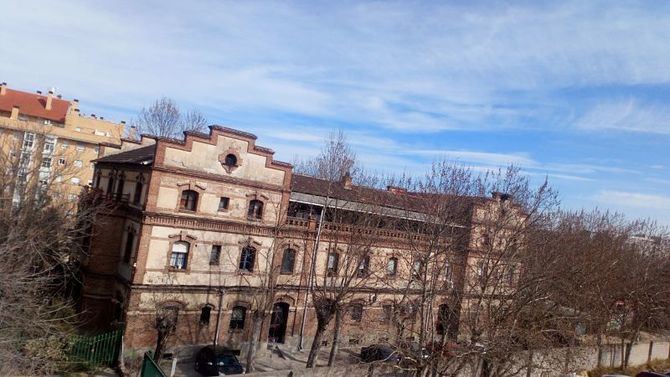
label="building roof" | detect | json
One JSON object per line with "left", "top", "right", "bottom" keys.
{"left": 0, "top": 88, "right": 70, "bottom": 123}
{"left": 94, "top": 145, "right": 156, "bottom": 165}
{"left": 290, "top": 174, "right": 481, "bottom": 215}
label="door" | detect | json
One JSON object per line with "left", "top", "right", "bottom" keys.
{"left": 268, "top": 302, "right": 289, "bottom": 344}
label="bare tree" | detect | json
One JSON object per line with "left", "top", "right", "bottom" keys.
{"left": 132, "top": 97, "right": 208, "bottom": 138}
{"left": 293, "top": 130, "right": 359, "bottom": 182}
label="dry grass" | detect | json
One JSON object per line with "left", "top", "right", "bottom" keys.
{"left": 588, "top": 358, "right": 670, "bottom": 377}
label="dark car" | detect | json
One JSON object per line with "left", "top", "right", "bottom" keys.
{"left": 360, "top": 344, "right": 401, "bottom": 363}
{"left": 194, "top": 346, "right": 245, "bottom": 376}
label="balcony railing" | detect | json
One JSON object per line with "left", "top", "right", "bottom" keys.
{"left": 284, "top": 216, "right": 424, "bottom": 242}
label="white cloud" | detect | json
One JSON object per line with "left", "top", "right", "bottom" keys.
{"left": 576, "top": 99, "right": 670, "bottom": 135}
{"left": 594, "top": 191, "right": 670, "bottom": 210}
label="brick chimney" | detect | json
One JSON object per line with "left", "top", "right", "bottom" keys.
{"left": 10, "top": 106, "right": 19, "bottom": 120}
{"left": 341, "top": 171, "right": 352, "bottom": 190}
{"left": 46, "top": 90, "right": 53, "bottom": 110}
{"left": 127, "top": 124, "right": 138, "bottom": 140}
{"left": 0, "top": 82, "right": 6, "bottom": 96}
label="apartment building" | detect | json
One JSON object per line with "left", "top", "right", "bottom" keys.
{"left": 0, "top": 82, "right": 124, "bottom": 202}
{"left": 79, "top": 125, "right": 522, "bottom": 357}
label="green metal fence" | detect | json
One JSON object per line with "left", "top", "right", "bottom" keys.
{"left": 69, "top": 328, "right": 123, "bottom": 367}
{"left": 140, "top": 351, "right": 167, "bottom": 377}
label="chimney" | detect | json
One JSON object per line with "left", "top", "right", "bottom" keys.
{"left": 0, "top": 82, "right": 6, "bottom": 95}
{"left": 341, "top": 171, "right": 352, "bottom": 190}
{"left": 46, "top": 90, "right": 53, "bottom": 110}
{"left": 70, "top": 99, "right": 79, "bottom": 112}
{"left": 492, "top": 191, "right": 511, "bottom": 202}
{"left": 10, "top": 106, "right": 19, "bottom": 120}
{"left": 127, "top": 124, "right": 138, "bottom": 140}
{"left": 387, "top": 185, "right": 407, "bottom": 195}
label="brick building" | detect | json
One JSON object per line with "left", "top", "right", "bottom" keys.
{"left": 0, "top": 82, "right": 124, "bottom": 203}
{"left": 80, "top": 125, "right": 522, "bottom": 357}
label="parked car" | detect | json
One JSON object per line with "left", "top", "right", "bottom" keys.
{"left": 360, "top": 344, "right": 401, "bottom": 363}
{"left": 194, "top": 346, "right": 245, "bottom": 376}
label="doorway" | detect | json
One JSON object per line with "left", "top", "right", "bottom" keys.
{"left": 268, "top": 302, "right": 289, "bottom": 344}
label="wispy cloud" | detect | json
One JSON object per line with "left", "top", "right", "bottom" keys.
{"left": 594, "top": 191, "right": 670, "bottom": 210}
{"left": 576, "top": 99, "right": 670, "bottom": 135}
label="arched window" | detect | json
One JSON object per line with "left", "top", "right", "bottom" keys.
{"left": 115, "top": 173, "right": 125, "bottom": 200}
{"left": 200, "top": 304, "right": 213, "bottom": 325}
{"left": 239, "top": 246, "right": 256, "bottom": 272}
{"left": 326, "top": 252, "right": 339, "bottom": 276}
{"left": 133, "top": 180, "right": 143, "bottom": 204}
{"left": 357, "top": 255, "right": 370, "bottom": 277}
{"left": 106, "top": 173, "right": 115, "bottom": 195}
{"left": 412, "top": 259, "right": 424, "bottom": 279}
{"left": 387, "top": 257, "right": 398, "bottom": 276}
{"left": 281, "top": 248, "right": 296, "bottom": 274}
{"left": 229, "top": 306, "right": 246, "bottom": 330}
{"left": 180, "top": 190, "right": 198, "bottom": 211}
{"left": 247, "top": 199, "right": 264, "bottom": 220}
{"left": 437, "top": 304, "right": 453, "bottom": 336}
{"left": 170, "top": 241, "right": 189, "bottom": 269}
{"left": 224, "top": 154, "right": 237, "bottom": 167}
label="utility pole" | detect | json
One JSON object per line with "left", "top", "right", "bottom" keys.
{"left": 213, "top": 288, "right": 224, "bottom": 348}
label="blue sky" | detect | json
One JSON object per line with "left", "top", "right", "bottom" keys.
{"left": 2, "top": 1, "right": 669, "bottom": 224}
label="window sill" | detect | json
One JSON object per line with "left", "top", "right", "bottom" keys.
{"left": 167, "top": 267, "right": 189, "bottom": 273}
{"left": 178, "top": 209, "right": 197, "bottom": 214}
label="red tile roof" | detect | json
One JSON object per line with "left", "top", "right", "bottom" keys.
{"left": 0, "top": 88, "right": 70, "bottom": 123}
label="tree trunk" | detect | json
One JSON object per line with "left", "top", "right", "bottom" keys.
{"left": 245, "top": 313, "right": 264, "bottom": 373}
{"left": 154, "top": 331, "right": 168, "bottom": 362}
{"left": 328, "top": 307, "right": 342, "bottom": 366}
{"left": 306, "top": 318, "right": 331, "bottom": 368}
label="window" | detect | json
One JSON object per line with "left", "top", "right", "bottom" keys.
{"left": 210, "top": 245, "right": 221, "bottom": 266}
{"left": 229, "top": 306, "right": 246, "bottom": 329}
{"left": 76, "top": 143, "right": 85, "bottom": 151}
{"left": 71, "top": 177, "right": 80, "bottom": 185}
{"left": 133, "top": 181, "right": 143, "bottom": 204}
{"left": 200, "top": 305, "right": 213, "bottom": 325}
{"left": 123, "top": 231, "right": 135, "bottom": 263}
{"left": 43, "top": 136, "right": 56, "bottom": 154}
{"left": 350, "top": 303, "right": 363, "bottom": 322}
{"left": 94, "top": 171, "right": 101, "bottom": 188}
{"left": 239, "top": 246, "right": 256, "bottom": 272}
{"left": 43, "top": 119, "right": 52, "bottom": 125}
{"left": 437, "top": 304, "right": 452, "bottom": 335}
{"left": 281, "top": 248, "right": 296, "bottom": 274}
{"left": 326, "top": 252, "right": 339, "bottom": 276}
{"left": 247, "top": 199, "right": 263, "bottom": 220}
{"left": 74, "top": 160, "right": 83, "bottom": 168}
{"left": 58, "top": 158, "right": 66, "bottom": 166}
{"left": 22, "top": 133, "right": 35, "bottom": 150}
{"left": 477, "top": 260, "right": 488, "bottom": 287}
{"left": 224, "top": 154, "right": 237, "bottom": 167}
{"left": 506, "top": 264, "right": 516, "bottom": 285}
{"left": 387, "top": 257, "right": 398, "bottom": 276}
{"left": 41, "top": 157, "right": 52, "bottom": 168}
{"left": 357, "top": 255, "right": 370, "bottom": 277}
{"left": 382, "top": 304, "right": 393, "bottom": 323}
{"left": 115, "top": 174, "right": 125, "bottom": 199}
{"left": 106, "top": 174, "right": 115, "bottom": 194}
{"left": 169, "top": 241, "right": 189, "bottom": 270}
{"left": 412, "top": 260, "right": 424, "bottom": 278}
{"left": 179, "top": 190, "right": 198, "bottom": 211}
{"left": 218, "top": 197, "right": 230, "bottom": 211}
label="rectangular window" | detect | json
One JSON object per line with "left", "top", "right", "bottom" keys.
{"left": 22, "top": 132, "right": 35, "bottom": 150}
{"left": 41, "top": 157, "right": 52, "bottom": 168}
{"left": 350, "top": 304, "right": 363, "bottom": 322}
{"left": 169, "top": 241, "right": 189, "bottom": 270}
{"left": 218, "top": 197, "right": 230, "bottom": 211}
{"left": 382, "top": 304, "right": 393, "bottom": 323}
{"left": 210, "top": 245, "right": 221, "bottom": 265}
{"left": 123, "top": 231, "right": 135, "bottom": 263}
{"left": 43, "top": 136, "right": 56, "bottom": 154}
{"left": 58, "top": 158, "right": 66, "bottom": 166}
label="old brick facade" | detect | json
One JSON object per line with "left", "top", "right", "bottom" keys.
{"left": 79, "top": 125, "right": 520, "bottom": 358}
